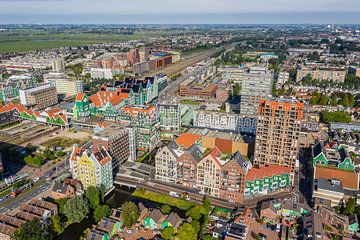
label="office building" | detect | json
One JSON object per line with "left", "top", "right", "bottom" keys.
{"left": 193, "top": 110, "right": 238, "bottom": 132}
{"left": 19, "top": 82, "right": 58, "bottom": 110}
{"left": 240, "top": 66, "right": 273, "bottom": 118}
{"left": 254, "top": 99, "right": 303, "bottom": 178}
{"left": 69, "top": 144, "right": 113, "bottom": 191}
{"left": 92, "top": 126, "right": 130, "bottom": 168}
{"left": 44, "top": 73, "right": 83, "bottom": 97}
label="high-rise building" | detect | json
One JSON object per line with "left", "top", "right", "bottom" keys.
{"left": 52, "top": 58, "right": 65, "bottom": 72}
{"left": 69, "top": 145, "right": 113, "bottom": 191}
{"left": 254, "top": 98, "right": 303, "bottom": 178}
{"left": 19, "top": 82, "right": 58, "bottom": 110}
{"left": 44, "top": 73, "right": 83, "bottom": 97}
{"left": 139, "top": 47, "right": 149, "bottom": 62}
{"left": 127, "top": 49, "right": 140, "bottom": 66}
{"left": 92, "top": 125, "right": 130, "bottom": 169}
{"left": 240, "top": 66, "right": 273, "bottom": 118}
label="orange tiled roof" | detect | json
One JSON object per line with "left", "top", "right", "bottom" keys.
{"left": 245, "top": 165, "right": 291, "bottom": 182}
{"left": 175, "top": 133, "right": 201, "bottom": 149}
{"left": 315, "top": 166, "right": 359, "bottom": 190}
{"left": 75, "top": 93, "right": 85, "bottom": 102}
{"left": 122, "top": 105, "right": 157, "bottom": 117}
{"left": 70, "top": 147, "right": 85, "bottom": 161}
{"left": 89, "top": 91, "right": 125, "bottom": 107}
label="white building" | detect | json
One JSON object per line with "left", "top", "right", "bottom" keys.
{"left": 193, "top": 110, "right": 238, "bottom": 132}
{"left": 90, "top": 68, "right": 114, "bottom": 80}
{"left": 51, "top": 58, "right": 65, "bottom": 72}
{"left": 44, "top": 73, "right": 83, "bottom": 97}
{"left": 240, "top": 66, "right": 273, "bottom": 118}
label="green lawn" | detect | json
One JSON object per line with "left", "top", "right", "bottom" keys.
{"left": 180, "top": 100, "right": 202, "bottom": 105}
{"left": 133, "top": 188, "right": 199, "bottom": 211}
{"left": 0, "top": 31, "right": 166, "bottom": 53}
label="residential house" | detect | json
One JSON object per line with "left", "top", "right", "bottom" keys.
{"left": 144, "top": 209, "right": 166, "bottom": 230}
{"left": 161, "top": 212, "right": 182, "bottom": 229}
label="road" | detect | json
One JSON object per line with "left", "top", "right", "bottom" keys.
{"left": 115, "top": 175, "right": 302, "bottom": 210}
{"left": 0, "top": 162, "right": 67, "bottom": 213}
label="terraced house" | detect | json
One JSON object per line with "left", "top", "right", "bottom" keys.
{"left": 69, "top": 144, "right": 113, "bottom": 192}
{"left": 155, "top": 140, "right": 256, "bottom": 203}
{"left": 244, "top": 165, "right": 292, "bottom": 197}
{"left": 119, "top": 105, "right": 160, "bottom": 151}
{"left": 312, "top": 141, "right": 355, "bottom": 171}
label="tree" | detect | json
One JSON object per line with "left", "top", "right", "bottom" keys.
{"left": 63, "top": 196, "right": 89, "bottom": 224}
{"left": 13, "top": 218, "right": 55, "bottom": 240}
{"left": 330, "top": 96, "right": 338, "bottom": 106}
{"left": 191, "top": 220, "right": 201, "bottom": 234}
{"left": 85, "top": 186, "right": 100, "bottom": 209}
{"left": 99, "top": 184, "right": 106, "bottom": 203}
{"left": 176, "top": 223, "right": 197, "bottom": 240}
{"left": 203, "top": 197, "right": 212, "bottom": 213}
{"left": 121, "top": 201, "right": 139, "bottom": 227}
{"left": 341, "top": 94, "right": 350, "bottom": 107}
{"left": 344, "top": 198, "right": 356, "bottom": 215}
{"left": 201, "top": 234, "right": 214, "bottom": 240}
{"left": 162, "top": 226, "right": 174, "bottom": 240}
{"left": 50, "top": 215, "right": 64, "bottom": 235}
{"left": 55, "top": 197, "right": 68, "bottom": 215}
{"left": 94, "top": 205, "right": 111, "bottom": 222}
{"left": 233, "top": 83, "right": 241, "bottom": 96}
{"left": 186, "top": 205, "right": 205, "bottom": 221}
{"left": 56, "top": 151, "right": 66, "bottom": 157}
{"left": 161, "top": 205, "right": 172, "bottom": 214}
{"left": 321, "top": 111, "right": 351, "bottom": 124}
{"left": 318, "top": 94, "right": 329, "bottom": 105}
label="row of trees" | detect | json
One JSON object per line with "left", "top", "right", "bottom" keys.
{"left": 309, "top": 92, "right": 356, "bottom": 108}
{"left": 321, "top": 111, "right": 352, "bottom": 124}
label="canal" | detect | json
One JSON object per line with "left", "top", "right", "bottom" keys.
{"left": 61, "top": 186, "right": 187, "bottom": 240}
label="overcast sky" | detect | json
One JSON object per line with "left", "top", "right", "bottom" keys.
{"left": 0, "top": 0, "right": 359, "bottom": 24}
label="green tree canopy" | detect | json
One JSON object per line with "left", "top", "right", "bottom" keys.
{"left": 13, "top": 218, "right": 55, "bottom": 240}
{"left": 344, "top": 198, "right": 356, "bottom": 216}
{"left": 99, "top": 184, "right": 106, "bottom": 203}
{"left": 85, "top": 185, "right": 100, "bottom": 209}
{"left": 63, "top": 196, "right": 90, "bottom": 224}
{"left": 161, "top": 226, "right": 174, "bottom": 240}
{"left": 161, "top": 205, "right": 172, "bottom": 214}
{"left": 121, "top": 201, "right": 139, "bottom": 227}
{"left": 321, "top": 111, "right": 351, "bottom": 124}
{"left": 186, "top": 205, "right": 205, "bottom": 221}
{"left": 203, "top": 197, "right": 212, "bottom": 213}
{"left": 176, "top": 223, "right": 197, "bottom": 240}
{"left": 50, "top": 215, "right": 64, "bottom": 235}
{"left": 94, "top": 205, "right": 111, "bottom": 222}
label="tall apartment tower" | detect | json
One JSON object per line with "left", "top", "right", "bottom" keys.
{"left": 254, "top": 99, "right": 303, "bottom": 179}
{"left": 127, "top": 48, "right": 140, "bottom": 66}
{"left": 52, "top": 58, "right": 65, "bottom": 72}
{"left": 240, "top": 66, "right": 273, "bottom": 118}
{"left": 92, "top": 125, "right": 130, "bottom": 169}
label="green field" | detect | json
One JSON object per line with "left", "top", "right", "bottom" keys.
{"left": 0, "top": 31, "right": 165, "bottom": 52}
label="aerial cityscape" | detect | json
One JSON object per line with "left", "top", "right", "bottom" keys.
{"left": 0, "top": 0, "right": 359, "bottom": 240}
